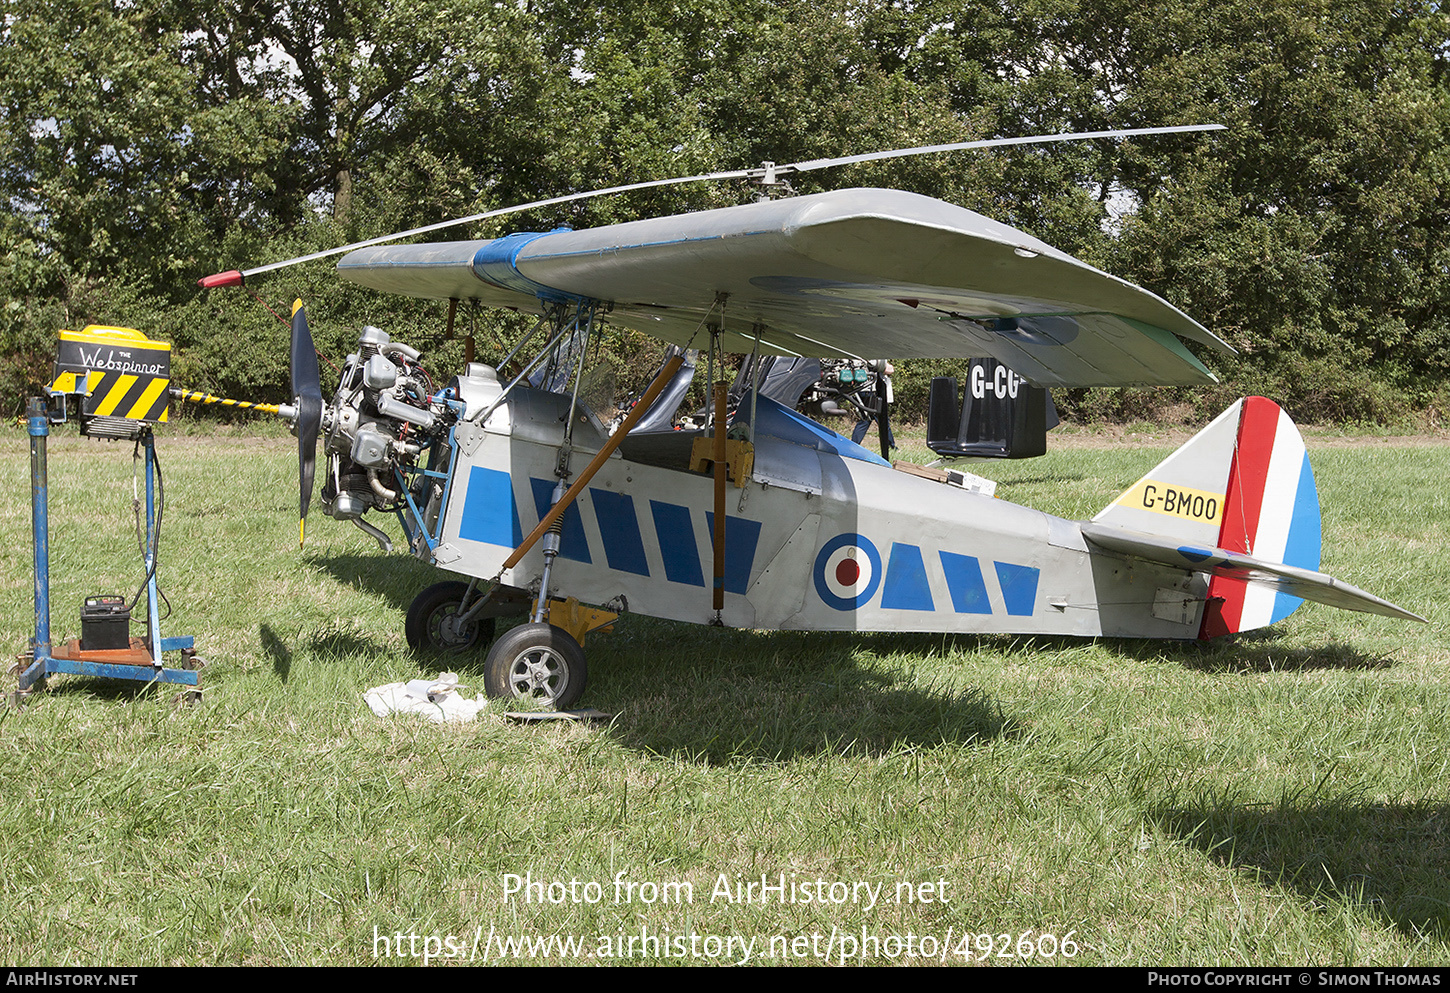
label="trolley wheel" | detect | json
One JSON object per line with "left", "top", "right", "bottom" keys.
{"left": 483, "top": 623, "right": 586, "bottom": 709}
{"left": 405, "top": 581, "right": 496, "bottom": 655}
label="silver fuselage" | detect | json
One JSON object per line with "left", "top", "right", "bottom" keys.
{"left": 425, "top": 368, "right": 1205, "bottom": 639}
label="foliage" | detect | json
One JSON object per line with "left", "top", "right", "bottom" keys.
{"left": 0, "top": 0, "right": 1446, "bottom": 421}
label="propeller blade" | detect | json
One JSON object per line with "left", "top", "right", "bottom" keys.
{"left": 200, "top": 123, "right": 1224, "bottom": 284}
{"left": 290, "top": 300, "right": 323, "bottom": 546}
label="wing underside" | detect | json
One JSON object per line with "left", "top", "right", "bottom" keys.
{"left": 337, "top": 188, "right": 1233, "bottom": 388}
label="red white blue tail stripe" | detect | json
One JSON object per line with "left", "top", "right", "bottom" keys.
{"left": 1199, "top": 397, "right": 1322, "bottom": 638}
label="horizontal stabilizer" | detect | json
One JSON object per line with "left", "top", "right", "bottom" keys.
{"left": 1080, "top": 522, "right": 1425, "bottom": 623}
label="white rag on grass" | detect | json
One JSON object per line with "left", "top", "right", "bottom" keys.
{"left": 363, "top": 672, "right": 487, "bottom": 723}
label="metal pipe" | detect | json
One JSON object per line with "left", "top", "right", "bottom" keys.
{"left": 351, "top": 516, "right": 393, "bottom": 552}
{"left": 381, "top": 341, "right": 421, "bottom": 362}
{"left": 712, "top": 380, "right": 727, "bottom": 612}
{"left": 367, "top": 468, "right": 398, "bottom": 504}
{"left": 560, "top": 304, "right": 595, "bottom": 452}
{"left": 476, "top": 317, "right": 579, "bottom": 426}
{"left": 143, "top": 429, "right": 162, "bottom": 664}
{"left": 747, "top": 324, "right": 763, "bottom": 448}
{"left": 497, "top": 312, "right": 549, "bottom": 371}
{"left": 28, "top": 398, "right": 50, "bottom": 661}
{"left": 502, "top": 354, "right": 685, "bottom": 573}
{"left": 531, "top": 481, "right": 569, "bottom": 624}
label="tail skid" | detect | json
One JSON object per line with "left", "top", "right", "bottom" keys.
{"left": 1087, "top": 397, "right": 1423, "bottom": 635}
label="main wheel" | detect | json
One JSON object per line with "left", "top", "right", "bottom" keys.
{"left": 483, "top": 623, "right": 586, "bottom": 709}
{"left": 405, "top": 581, "right": 496, "bottom": 654}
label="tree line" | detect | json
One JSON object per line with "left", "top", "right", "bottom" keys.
{"left": 2, "top": 0, "right": 1447, "bottom": 424}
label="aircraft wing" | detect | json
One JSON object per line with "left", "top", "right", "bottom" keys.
{"left": 1079, "top": 522, "right": 1426, "bottom": 622}
{"left": 337, "top": 188, "right": 1233, "bottom": 388}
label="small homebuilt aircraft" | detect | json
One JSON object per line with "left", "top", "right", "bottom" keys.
{"left": 203, "top": 126, "right": 1423, "bottom": 708}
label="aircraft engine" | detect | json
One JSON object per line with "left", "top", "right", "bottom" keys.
{"left": 318, "top": 326, "right": 450, "bottom": 526}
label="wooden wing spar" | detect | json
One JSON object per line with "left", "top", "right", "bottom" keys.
{"left": 336, "top": 188, "right": 1234, "bottom": 388}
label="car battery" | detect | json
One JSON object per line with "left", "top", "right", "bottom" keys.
{"left": 80, "top": 596, "right": 132, "bottom": 652}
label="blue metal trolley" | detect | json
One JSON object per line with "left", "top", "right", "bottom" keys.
{"left": 14, "top": 326, "right": 204, "bottom": 706}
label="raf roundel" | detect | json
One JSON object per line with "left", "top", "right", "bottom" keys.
{"left": 814, "top": 533, "right": 883, "bottom": 611}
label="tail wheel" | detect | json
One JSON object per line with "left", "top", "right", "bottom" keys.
{"left": 482, "top": 623, "right": 586, "bottom": 709}
{"left": 405, "top": 581, "right": 496, "bottom": 654}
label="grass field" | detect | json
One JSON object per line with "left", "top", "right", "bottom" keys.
{"left": 0, "top": 423, "right": 1445, "bottom": 966}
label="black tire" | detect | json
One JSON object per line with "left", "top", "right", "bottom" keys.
{"left": 405, "top": 581, "right": 496, "bottom": 655}
{"left": 483, "top": 623, "right": 586, "bottom": 709}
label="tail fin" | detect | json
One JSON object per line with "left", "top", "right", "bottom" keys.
{"left": 1093, "top": 397, "right": 1323, "bottom": 637}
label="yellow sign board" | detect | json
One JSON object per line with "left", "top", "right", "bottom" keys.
{"left": 1112, "top": 478, "right": 1225, "bottom": 527}
{"left": 51, "top": 325, "right": 171, "bottom": 425}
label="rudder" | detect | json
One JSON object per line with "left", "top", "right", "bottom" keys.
{"left": 1092, "top": 397, "right": 1322, "bottom": 637}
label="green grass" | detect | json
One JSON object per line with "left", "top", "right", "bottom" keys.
{"left": 0, "top": 426, "right": 1445, "bottom": 966}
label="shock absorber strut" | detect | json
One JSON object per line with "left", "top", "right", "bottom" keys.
{"left": 531, "top": 480, "right": 569, "bottom": 624}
